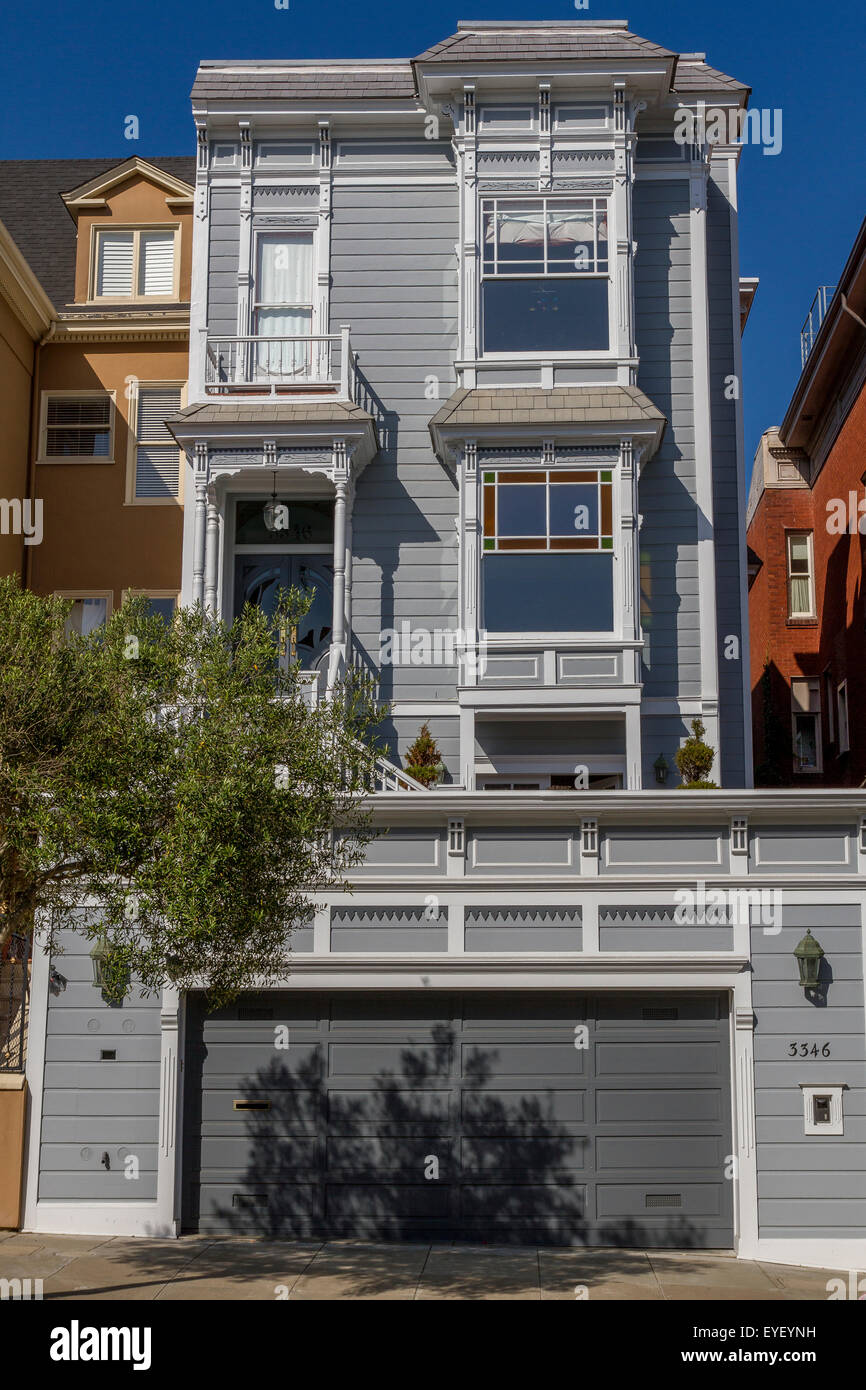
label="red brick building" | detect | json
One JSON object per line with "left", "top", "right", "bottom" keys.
{"left": 748, "top": 217, "right": 866, "bottom": 785}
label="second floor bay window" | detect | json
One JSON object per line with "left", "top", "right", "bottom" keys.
{"left": 481, "top": 196, "right": 609, "bottom": 354}
{"left": 254, "top": 232, "right": 314, "bottom": 379}
{"left": 481, "top": 467, "right": 614, "bottom": 632}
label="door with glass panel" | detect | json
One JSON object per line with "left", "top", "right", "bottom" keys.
{"left": 232, "top": 498, "right": 335, "bottom": 671}
{"left": 253, "top": 232, "right": 314, "bottom": 383}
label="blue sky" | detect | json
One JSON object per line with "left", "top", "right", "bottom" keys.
{"left": 1, "top": 0, "right": 864, "bottom": 477}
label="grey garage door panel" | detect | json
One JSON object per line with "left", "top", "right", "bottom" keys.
{"left": 183, "top": 990, "right": 733, "bottom": 1246}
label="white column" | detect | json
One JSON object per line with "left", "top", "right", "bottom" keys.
{"left": 332, "top": 478, "right": 347, "bottom": 650}
{"left": 625, "top": 704, "right": 642, "bottom": 789}
{"left": 155, "top": 986, "right": 181, "bottom": 1237}
{"left": 191, "top": 444, "right": 208, "bottom": 607}
{"left": 689, "top": 150, "right": 721, "bottom": 764}
{"left": 203, "top": 484, "right": 220, "bottom": 614}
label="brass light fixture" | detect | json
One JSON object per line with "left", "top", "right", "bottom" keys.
{"left": 263, "top": 471, "right": 281, "bottom": 531}
{"left": 793, "top": 929, "right": 824, "bottom": 991}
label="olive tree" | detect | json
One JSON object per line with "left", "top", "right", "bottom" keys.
{"left": 0, "top": 576, "right": 382, "bottom": 1006}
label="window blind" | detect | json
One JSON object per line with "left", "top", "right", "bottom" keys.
{"left": 97, "top": 232, "right": 134, "bottom": 296}
{"left": 135, "top": 386, "right": 182, "bottom": 498}
{"left": 138, "top": 232, "right": 175, "bottom": 296}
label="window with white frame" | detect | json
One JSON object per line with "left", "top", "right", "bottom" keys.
{"left": 58, "top": 593, "right": 112, "bottom": 638}
{"left": 253, "top": 231, "right": 315, "bottom": 378}
{"left": 130, "top": 385, "right": 183, "bottom": 501}
{"left": 837, "top": 680, "right": 850, "bottom": 753}
{"left": 92, "top": 227, "right": 178, "bottom": 301}
{"left": 123, "top": 590, "right": 178, "bottom": 624}
{"left": 40, "top": 393, "right": 113, "bottom": 462}
{"left": 786, "top": 531, "right": 815, "bottom": 618}
{"left": 791, "top": 678, "right": 821, "bottom": 773}
{"left": 480, "top": 196, "right": 609, "bottom": 353}
{"left": 481, "top": 465, "right": 615, "bottom": 632}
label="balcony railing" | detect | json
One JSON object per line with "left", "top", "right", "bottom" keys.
{"left": 800, "top": 286, "right": 836, "bottom": 367}
{"left": 205, "top": 325, "right": 356, "bottom": 400}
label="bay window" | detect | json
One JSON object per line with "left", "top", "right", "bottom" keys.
{"left": 481, "top": 196, "right": 609, "bottom": 353}
{"left": 481, "top": 467, "right": 615, "bottom": 632}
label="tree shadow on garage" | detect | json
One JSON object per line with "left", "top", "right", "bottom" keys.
{"left": 186, "top": 1021, "right": 708, "bottom": 1264}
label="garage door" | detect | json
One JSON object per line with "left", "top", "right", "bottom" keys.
{"left": 182, "top": 991, "right": 733, "bottom": 1247}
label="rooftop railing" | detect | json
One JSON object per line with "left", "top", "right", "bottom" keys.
{"left": 800, "top": 286, "right": 836, "bottom": 367}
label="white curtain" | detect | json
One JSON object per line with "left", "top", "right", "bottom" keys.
{"left": 256, "top": 235, "right": 314, "bottom": 376}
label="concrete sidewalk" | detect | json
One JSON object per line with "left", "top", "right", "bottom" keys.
{"left": 0, "top": 1231, "right": 844, "bottom": 1301}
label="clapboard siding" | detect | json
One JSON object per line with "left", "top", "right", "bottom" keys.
{"left": 751, "top": 903, "right": 866, "bottom": 1236}
{"left": 206, "top": 187, "right": 240, "bottom": 337}
{"left": 38, "top": 924, "right": 161, "bottom": 1201}
{"left": 707, "top": 168, "right": 748, "bottom": 785}
{"left": 332, "top": 181, "right": 459, "bottom": 756}
{"left": 633, "top": 180, "right": 700, "bottom": 728}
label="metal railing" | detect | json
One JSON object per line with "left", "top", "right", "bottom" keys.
{"left": 0, "top": 933, "right": 31, "bottom": 1073}
{"left": 205, "top": 325, "right": 355, "bottom": 399}
{"left": 800, "top": 286, "right": 836, "bottom": 367}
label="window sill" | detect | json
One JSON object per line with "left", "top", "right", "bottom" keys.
{"left": 786, "top": 617, "right": 818, "bottom": 627}
{"left": 124, "top": 498, "right": 182, "bottom": 508}
{"left": 35, "top": 464, "right": 114, "bottom": 475}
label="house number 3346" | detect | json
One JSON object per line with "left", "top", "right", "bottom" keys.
{"left": 787, "top": 1042, "right": 831, "bottom": 1057}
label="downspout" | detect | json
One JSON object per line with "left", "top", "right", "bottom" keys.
{"left": 23, "top": 320, "right": 56, "bottom": 590}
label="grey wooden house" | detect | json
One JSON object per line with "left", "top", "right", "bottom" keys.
{"left": 22, "top": 22, "right": 866, "bottom": 1271}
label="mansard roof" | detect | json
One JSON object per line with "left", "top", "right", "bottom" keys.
{"left": 191, "top": 62, "right": 416, "bottom": 102}
{"left": 191, "top": 23, "right": 747, "bottom": 107}
{"left": 414, "top": 21, "right": 676, "bottom": 64}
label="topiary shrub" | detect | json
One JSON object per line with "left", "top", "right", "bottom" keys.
{"left": 675, "top": 718, "right": 718, "bottom": 789}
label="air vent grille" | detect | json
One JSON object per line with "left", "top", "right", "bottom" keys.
{"left": 642, "top": 1007, "right": 678, "bottom": 1020}
{"left": 232, "top": 1192, "right": 268, "bottom": 1209}
{"left": 645, "top": 1193, "right": 682, "bottom": 1208}
{"left": 238, "top": 1007, "right": 273, "bottom": 1020}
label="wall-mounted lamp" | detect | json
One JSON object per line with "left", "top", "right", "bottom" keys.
{"left": 90, "top": 933, "right": 109, "bottom": 988}
{"left": 653, "top": 754, "right": 669, "bottom": 786}
{"left": 793, "top": 929, "right": 824, "bottom": 991}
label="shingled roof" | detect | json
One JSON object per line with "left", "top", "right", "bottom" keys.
{"left": 672, "top": 56, "right": 749, "bottom": 94}
{"left": 414, "top": 22, "right": 676, "bottom": 64}
{"left": 191, "top": 63, "right": 416, "bottom": 102}
{"left": 0, "top": 158, "right": 195, "bottom": 311}
{"left": 168, "top": 400, "right": 374, "bottom": 427}
{"left": 429, "top": 385, "right": 666, "bottom": 428}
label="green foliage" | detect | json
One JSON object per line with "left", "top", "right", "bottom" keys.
{"left": 404, "top": 722, "right": 443, "bottom": 788}
{"left": 0, "top": 576, "right": 384, "bottom": 1008}
{"left": 674, "top": 718, "right": 718, "bottom": 790}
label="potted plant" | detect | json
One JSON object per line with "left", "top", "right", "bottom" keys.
{"left": 404, "top": 722, "right": 444, "bottom": 788}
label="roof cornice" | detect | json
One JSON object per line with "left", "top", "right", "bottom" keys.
{"left": 0, "top": 219, "right": 55, "bottom": 338}
{"left": 61, "top": 157, "right": 195, "bottom": 217}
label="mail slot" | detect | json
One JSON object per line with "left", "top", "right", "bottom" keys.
{"left": 233, "top": 1099, "right": 271, "bottom": 1111}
